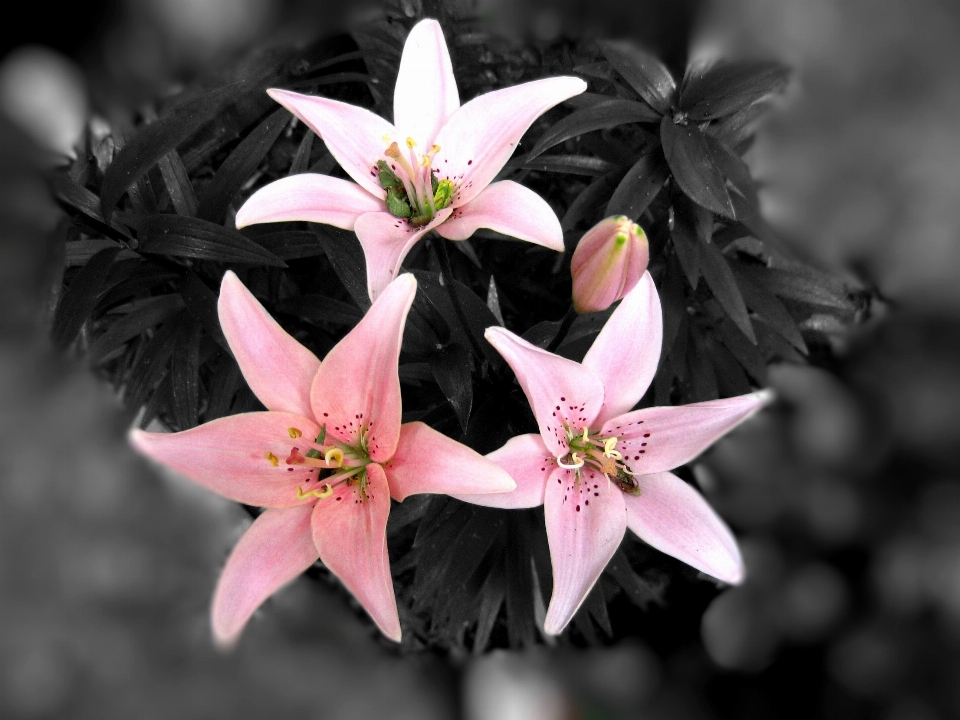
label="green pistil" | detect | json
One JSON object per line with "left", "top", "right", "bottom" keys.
{"left": 378, "top": 159, "right": 455, "bottom": 225}
{"left": 433, "top": 179, "right": 455, "bottom": 211}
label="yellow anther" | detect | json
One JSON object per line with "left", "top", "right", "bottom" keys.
{"left": 603, "top": 437, "right": 621, "bottom": 459}
{"left": 288, "top": 427, "right": 302, "bottom": 439}
{"left": 382, "top": 132, "right": 394, "bottom": 143}
{"left": 557, "top": 452, "right": 584, "bottom": 470}
{"left": 582, "top": 428, "right": 589, "bottom": 443}
{"left": 325, "top": 448, "right": 344, "bottom": 467}
{"left": 296, "top": 483, "right": 334, "bottom": 500}
{"left": 430, "top": 144, "right": 440, "bottom": 155}
{"left": 265, "top": 452, "right": 279, "bottom": 467}
{"left": 405, "top": 137, "right": 416, "bottom": 148}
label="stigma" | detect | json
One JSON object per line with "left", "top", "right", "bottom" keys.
{"left": 561, "top": 427, "right": 641, "bottom": 495}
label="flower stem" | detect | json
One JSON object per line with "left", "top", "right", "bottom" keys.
{"left": 432, "top": 235, "right": 487, "bottom": 363}
{"left": 546, "top": 306, "right": 578, "bottom": 352}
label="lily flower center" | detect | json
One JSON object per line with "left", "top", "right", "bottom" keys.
{"left": 561, "top": 427, "right": 641, "bottom": 495}
{"left": 265, "top": 424, "right": 375, "bottom": 502}
{"left": 377, "top": 135, "right": 455, "bottom": 226}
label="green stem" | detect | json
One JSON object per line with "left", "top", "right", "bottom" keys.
{"left": 545, "top": 306, "right": 578, "bottom": 353}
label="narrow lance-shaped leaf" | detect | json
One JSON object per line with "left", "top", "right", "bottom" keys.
{"left": 661, "top": 117, "right": 735, "bottom": 218}
{"left": 598, "top": 41, "right": 676, "bottom": 114}
{"left": 138, "top": 214, "right": 286, "bottom": 266}
{"left": 101, "top": 84, "right": 239, "bottom": 220}
{"left": 196, "top": 108, "right": 289, "bottom": 223}
{"left": 730, "top": 262, "right": 807, "bottom": 352}
{"left": 606, "top": 146, "right": 669, "bottom": 220}
{"left": 52, "top": 246, "right": 121, "bottom": 349}
{"left": 430, "top": 342, "right": 473, "bottom": 433}
{"left": 312, "top": 226, "right": 370, "bottom": 310}
{"left": 680, "top": 61, "right": 790, "bottom": 121}
{"left": 699, "top": 236, "right": 757, "bottom": 344}
{"left": 157, "top": 150, "right": 198, "bottom": 216}
{"left": 170, "top": 319, "right": 202, "bottom": 429}
{"left": 88, "top": 294, "right": 185, "bottom": 363}
{"left": 527, "top": 99, "right": 660, "bottom": 160}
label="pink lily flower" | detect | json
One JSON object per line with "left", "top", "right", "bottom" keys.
{"left": 130, "top": 272, "right": 515, "bottom": 645}
{"left": 457, "top": 273, "right": 772, "bottom": 634}
{"left": 234, "top": 19, "right": 586, "bottom": 301}
{"left": 570, "top": 215, "right": 650, "bottom": 314}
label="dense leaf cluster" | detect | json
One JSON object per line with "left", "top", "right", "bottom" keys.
{"left": 49, "top": 3, "right": 868, "bottom": 653}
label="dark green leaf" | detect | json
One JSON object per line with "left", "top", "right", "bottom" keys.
{"left": 89, "top": 294, "right": 185, "bottom": 363}
{"left": 712, "top": 310, "right": 767, "bottom": 383}
{"left": 96, "top": 264, "right": 178, "bottom": 310}
{"left": 205, "top": 355, "right": 243, "bottom": 421}
{"left": 157, "top": 150, "right": 198, "bottom": 216}
{"left": 731, "top": 263, "right": 807, "bottom": 352}
{"left": 681, "top": 61, "right": 790, "bottom": 121}
{"left": 515, "top": 155, "right": 616, "bottom": 177}
{"left": 688, "top": 327, "right": 720, "bottom": 402}
{"left": 197, "top": 108, "right": 289, "bottom": 223}
{"left": 170, "top": 320, "right": 202, "bottom": 429}
{"left": 504, "top": 516, "right": 535, "bottom": 646}
{"left": 661, "top": 118, "right": 735, "bottom": 218}
{"left": 289, "top": 130, "right": 314, "bottom": 175}
{"left": 659, "top": 261, "right": 687, "bottom": 356}
{"left": 703, "top": 133, "right": 759, "bottom": 217}
{"left": 598, "top": 41, "right": 676, "bottom": 114}
{"left": 128, "top": 311, "right": 184, "bottom": 407}
{"left": 699, "top": 238, "right": 757, "bottom": 343}
{"left": 670, "top": 198, "right": 701, "bottom": 289}
{"left": 606, "top": 146, "right": 669, "bottom": 220}
{"left": 138, "top": 214, "right": 286, "bottom": 266}
{"left": 473, "top": 565, "right": 505, "bottom": 654}
{"left": 64, "top": 239, "right": 135, "bottom": 267}
{"left": 606, "top": 549, "right": 664, "bottom": 609}
{"left": 430, "top": 343, "right": 473, "bottom": 433}
{"left": 709, "top": 337, "right": 754, "bottom": 397}
{"left": 52, "top": 247, "right": 121, "bottom": 349}
{"left": 50, "top": 173, "right": 133, "bottom": 241}
{"left": 741, "top": 263, "right": 855, "bottom": 311}
{"left": 276, "top": 294, "right": 364, "bottom": 327}
{"left": 527, "top": 99, "right": 660, "bottom": 160}
{"left": 561, "top": 170, "right": 622, "bottom": 231}
{"left": 179, "top": 271, "right": 230, "bottom": 352}
{"left": 249, "top": 230, "right": 323, "bottom": 260}
{"left": 312, "top": 226, "right": 370, "bottom": 310}
{"left": 101, "top": 84, "right": 239, "bottom": 220}
{"left": 709, "top": 103, "right": 767, "bottom": 152}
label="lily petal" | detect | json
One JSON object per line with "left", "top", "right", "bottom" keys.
{"left": 602, "top": 390, "right": 773, "bottom": 476}
{"left": 434, "top": 180, "right": 564, "bottom": 251}
{"left": 484, "top": 326, "right": 605, "bottom": 458}
{"left": 393, "top": 19, "right": 459, "bottom": 147}
{"left": 267, "top": 88, "right": 393, "bottom": 198}
{"left": 386, "top": 421, "right": 516, "bottom": 502}
{"left": 624, "top": 471, "right": 744, "bottom": 584}
{"left": 310, "top": 274, "right": 417, "bottom": 461}
{"left": 354, "top": 208, "right": 451, "bottom": 302}
{"left": 582, "top": 272, "right": 662, "bottom": 426}
{"left": 210, "top": 504, "right": 318, "bottom": 648}
{"left": 218, "top": 271, "right": 321, "bottom": 417}
{"left": 311, "top": 462, "right": 400, "bottom": 640}
{"left": 433, "top": 76, "right": 588, "bottom": 207}
{"left": 452, "top": 433, "right": 553, "bottom": 509}
{"left": 543, "top": 466, "right": 626, "bottom": 635}
{"left": 235, "top": 174, "right": 384, "bottom": 231}
{"left": 129, "top": 412, "right": 322, "bottom": 508}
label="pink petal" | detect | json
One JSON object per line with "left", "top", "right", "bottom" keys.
{"left": 310, "top": 274, "right": 417, "bottom": 461}
{"left": 434, "top": 180, "right": 564, "bottom": 251}
{"left": 542, "top": 466, "right": 627, "bottom": 635}
{"left": 218, "top": 271, "right": 321, "bottom": 417}
{"left": 385, "top": 421, "right": 516, "bottom": 502}
{"left": 267, "top": 88, "right": 394, "bottom": 198}
{"left": 393, "top": 19, "right": 459, "bottom": 147}
{"left": 311, "top": 462, "right": 400, "bottom": 640}
{"left": 433, "top": 76, "right": 588, "bottom": 207}
{"left": 582, "top": 272, "right": 662, "bottom": 426}
{"left": 484, "top": 326, "right": 605, "bottom": 458}
{"left": 570, "top": 216, "right": 650, "bottom": 314}
{"left": 354, "top": 208, "right": 451, "bottom": 302}
{"left": 623, "top": 471, "right": 744, "bottom": 584}
{"left": 601, "top": 390, "right": 773, "bottom": 476}
{"left": 129, "top": 412, "right": 323, "bottom": 508}
{"left": 234, "top": 174, "right": 384, "bottom": 231}
{"left": 452, "top": 433, "right": 553, "bottom": 509}
{"left": 210, "top": 504, "right": 318, "bottom": 648}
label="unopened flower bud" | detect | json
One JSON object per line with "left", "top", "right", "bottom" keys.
{"left": 570, "top": 216, "right": 649, "bottom": 313}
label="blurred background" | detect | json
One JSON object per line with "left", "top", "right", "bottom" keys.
{"left": 2, "top": 0, "right": 960, "bottom": 718}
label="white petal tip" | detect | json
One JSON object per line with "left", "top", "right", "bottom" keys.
{"left": 212, "top": 625, "right": 241, "bottom": 652}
